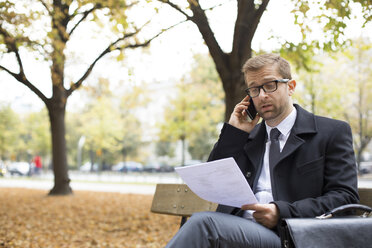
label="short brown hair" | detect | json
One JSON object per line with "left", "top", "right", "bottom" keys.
{"left": 241, "top": 54, "right": 292, "bottom": 80}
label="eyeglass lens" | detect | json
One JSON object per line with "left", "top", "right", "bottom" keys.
{"left": 248, "top": 81, "right": 277, "bottom": 97}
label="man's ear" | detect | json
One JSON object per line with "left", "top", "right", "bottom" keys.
{"left": 288, "top": 80, "right": 296, "bottom": 96}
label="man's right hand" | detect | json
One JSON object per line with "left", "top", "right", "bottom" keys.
{"left": 228, "top": 96, "right": 260, "bottom": 133}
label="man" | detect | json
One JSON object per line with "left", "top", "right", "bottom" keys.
{"left": 166, "top": 54, "right": 359, "bottom": 248}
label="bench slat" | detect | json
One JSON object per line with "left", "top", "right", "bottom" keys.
{"left": 151, "top": 184, "right": 372, "bottom": 218}
{"left": 359, "top": 188, "right": 372, "bottom": 208}
{"left": 151, "top": 184, "right": 217, "bottom": 217}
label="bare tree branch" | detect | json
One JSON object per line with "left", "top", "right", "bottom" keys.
{"left": 158, "top": 0, "right": 192, "bottom": 20}
{"left": 38, "top": 0, "right": 52, "bottom": 16}
{"left": 232, "top": 0, "right": 270, "bottom": 63}
{"left": 204, "top": 0, "right": 233, "bottom": 11}
{"left": 186, "top": 0, "right": 229, "bottom": 79}
{"left": 256, "top": 0, "right": 270, "bottom": 17}
{"left": 66, "top": 20, "right": 184, "bottom": 97}
{"left": 124, "top": 1, "right": 140, "bottom": 9}
{"left": 0, "top": 64, "right": 49, "bottom": 104}
{"left": 0, "top": 64, "right": 18, "bottom": 80}
{"left": 50, "top": 1, "right": 71, "bottom": 43}
{"left": 126, "top": 19, "right": 186, "bottom": 48}
{"left": 0, "top": 26, "right": 26, "bottom": 78}
{"left": 69, "top": 6, "right": 99, "bottom": 36}
{"left": 0, "top": 23, "right": 49, "bottom": 104}
{"left": 65, "top": 47, "right": 110, "bottom": 97}
{"left": 69, "top": 0, "right": 142, "bottom": 37}
{"left": 65, "top": 29, "right": 138, "bottom": 97}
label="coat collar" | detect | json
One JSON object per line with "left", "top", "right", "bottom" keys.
{"left": 244, "top": 104, "right": 317, "bottom": 168}
{"left": 243, "top": 121, "right": 267, "bottom": 170}
{"left": 279, "top": 104, "right": 317, "bottom": 163}
{"left": 290, "top": 104, "right": 318, "bottom": 136}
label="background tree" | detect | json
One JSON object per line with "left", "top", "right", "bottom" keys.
{"left": 65, "top": 111, "right": 84, "bottom": 169}
{"left": 293, "top": 56, "right": 352, "bottom": 119}
{"left": 0, "top": 0, "right": 166, "bottom": 194}
{"left": 76, "top": 78, "right": 146, "bottom": 169}
{"left": 0, "top": 105, "right": 50, "bottom": 164}
{"left": 79, "top": 79, "right": 123, "bottom": 171}
{"left": 157, "top": 54, "right": 224, "bottom": 164}
{"left": 339, "top": 38, "right": 372, "bottom": 172}
{"left": 186, "top": 54, "right": 224, "bottom": 161}
{"left": 293, "top": 38, "right": 372, "bottom": 172}
{"left": 159, "top": 0, "right": 371, "bottom": 121}
{"left": 116, "top": 84, "right": 147, "bottom": 164}
{"left": 155, "top": 141, "right": 175, "bottom": 158}
{"left": 0, "top": 104, "right": 19, "bottom": 161}
{"left": 18, "top": 109, "right": 51, "bottom": 163}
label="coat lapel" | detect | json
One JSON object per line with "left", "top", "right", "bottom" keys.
{"left": 243, "top": 105, "right": 318, "bottom": 169}
{"left": 243, "top": 122, "right": 267, "bottom": 170}
{"left": 276, "top": 104, "right": 318, "bottom": 166}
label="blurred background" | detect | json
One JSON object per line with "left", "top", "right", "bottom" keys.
{"left": 0, "top": 0, "right": 371, "bottom": 191}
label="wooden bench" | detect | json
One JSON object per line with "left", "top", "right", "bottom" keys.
{"left": 151, "top": 183, "right": 372, "bottom": 227}
{"left": 359, "top": 188, "right": 372, "bottom": 207}
{"left": 150, "top": 184, "right": 218, "bottom": 227}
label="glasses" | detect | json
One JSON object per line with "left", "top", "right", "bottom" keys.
{"left": 245, "top": 79, "right": 290, "bottom": 98}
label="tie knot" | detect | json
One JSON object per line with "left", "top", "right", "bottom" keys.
{"left": 270, "top": 128, "right": 281, "bottom": 141}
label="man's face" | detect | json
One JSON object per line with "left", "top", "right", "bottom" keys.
{"left": 245, "top": 65, "right": 295, "bottom": 126}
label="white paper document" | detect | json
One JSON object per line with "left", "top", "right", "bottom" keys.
{"left": 175, "top": 157, "right": 257, "bottom": 208}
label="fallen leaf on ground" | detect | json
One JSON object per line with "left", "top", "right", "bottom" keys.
{"left": 0, "top": 188, "right": 179, "bottom": 248}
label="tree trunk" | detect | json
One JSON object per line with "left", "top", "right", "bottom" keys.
{"left": 356, "top": 149, "right": 362, "bottom": 173}
{"left": 0, "top": 0, "right": 159, "bottom": 196}
{"left": 47, "top": 102, "right": 72, "bottom": 195}
{"left": 223, "top": 75, "right": 246, "bottom": 122}
{"left": 181, "top": 137, "right": 186, "bottom": 166}
{"left": 186, "top": 0, "right": 264, "bottom": 122}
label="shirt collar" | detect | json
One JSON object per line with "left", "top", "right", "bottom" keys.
{"left": 265, "top": 107, "right": 297, "bottom": 139}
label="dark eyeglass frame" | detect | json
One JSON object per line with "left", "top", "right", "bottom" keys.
{"left": 245, "top": 79, "right": 290, "bottom": 98}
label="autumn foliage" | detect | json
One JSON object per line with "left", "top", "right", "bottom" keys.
{"left": 0, "top": 188, "right": 179, "bottom": 247}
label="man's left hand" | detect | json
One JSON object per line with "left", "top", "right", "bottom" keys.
{"left": 241, "top": 203, "right": 279, "bottom": 229}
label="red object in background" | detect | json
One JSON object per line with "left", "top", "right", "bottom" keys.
{"left": 34, "top": 156, "right": 42, "bottom": 168}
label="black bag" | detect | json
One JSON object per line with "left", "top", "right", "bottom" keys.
{"left": 279, "top": 204, "right": 372, "bottom": 248}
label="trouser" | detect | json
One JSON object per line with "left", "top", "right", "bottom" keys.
{"left": 165, "top": 211, "right": 281, "bottom": 248}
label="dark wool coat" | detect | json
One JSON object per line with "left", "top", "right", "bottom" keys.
{"left": 208, "top": 104, "right": 359, "bottom": 219}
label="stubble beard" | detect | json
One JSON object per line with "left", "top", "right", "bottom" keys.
{"left": 259, "top": 103, "right": 288, "bottom": 126}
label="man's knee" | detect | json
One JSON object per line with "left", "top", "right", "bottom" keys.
{"left": 186, "top": 211, "right": 218, "bottom": 230}
{"left": 190, "top": 211, "right": 216, "bottom": 220}
{"left": 165, "top": 212, "right": 220, "bottom": 248}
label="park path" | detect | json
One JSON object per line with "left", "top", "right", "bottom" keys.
{"left": 0, "top": 178, "right": 156, "bottom": 194}
{"left": 1, "top": 173, "right": 371, "bottom": 195}
{"left": 0, "top": 172, "right": 184, "bottom": 195}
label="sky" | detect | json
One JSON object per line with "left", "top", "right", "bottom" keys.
{"left": 0, "top": 0, "right": 371, "bottom": 121}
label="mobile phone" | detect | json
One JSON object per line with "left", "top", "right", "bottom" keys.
{"left": 245, "top": 98, "right": 257, "bottom": 120}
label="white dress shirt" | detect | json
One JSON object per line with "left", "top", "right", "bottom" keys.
{"left": 244, "top": 108, "right": 297, "bottom": 219}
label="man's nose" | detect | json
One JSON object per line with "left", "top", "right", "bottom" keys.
{"left": 258, "top": 88, "right": 268, "bottom": 98}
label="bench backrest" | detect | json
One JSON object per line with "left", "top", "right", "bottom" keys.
{"left": 151, "top": 184, "right": 217, "bottom": 217}
{"left": 359, "top": 188, "right": 372, "bottom": 208}
{"left": 151, "top": 184, "right": 372, "bottom": 217}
